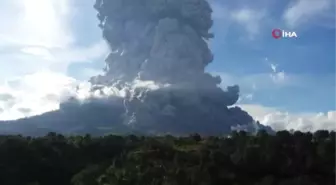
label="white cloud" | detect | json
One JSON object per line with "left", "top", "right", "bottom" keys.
{"left": 219, "top": 61, "right": 334, "bottom": 132}
{"left": 0, "top": 71, "right": 79, "bottom": 120}
{"left": 270, "top": 63, "right": 277, "bottom": 73}
{"left": 245, "top": 94, "right": 253, "bottom": 100}
{"left": 0, "top": 0, "right": 108, "bottom": 120}
{"left": 210, "top": 2, "right": 269, "bottom": 40}
{"left": 79, "top": 68, "right": 104, "bottom": 79}
{"left": 239, "top": 104, "right": 336, "bottom": 132}
{"left": 0, "top": 0, "right": 108, "bottom": 77}
{"left": 230, "top": 8, "right": 266, "bottom": 39}
{"left": 268, "top": 63, "right": 286, "bottom": 84}
{"left": 237, "top": 93, "right": 254, "bottom": 103}
{"left": 0, "top": 0, "right": 73, "bottom": 48}
{"left": 270, "top": 71, "right": 286, "bottom": 84}
{"left": 283, "top": 0, "right": 335, "bottom": 28}
{"left": 21, "top": 47, "right": 54, "bottom": 60}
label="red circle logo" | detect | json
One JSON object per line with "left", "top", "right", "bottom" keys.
{"left": 272, "top": 29, "right": 282, "bottom": 39}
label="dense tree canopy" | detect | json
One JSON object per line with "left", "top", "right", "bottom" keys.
{"left": 0, "top": 130, "right": 334, "bottom": 185}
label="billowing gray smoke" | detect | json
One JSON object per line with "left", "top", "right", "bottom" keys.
{"left": 79, "top": 0, "right": 263, "bottom": 135}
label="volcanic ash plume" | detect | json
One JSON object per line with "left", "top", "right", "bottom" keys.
{"left": 84, "top": 0, "right": 261, "bottom": 135}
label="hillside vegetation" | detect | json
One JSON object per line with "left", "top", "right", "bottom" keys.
{"left": 0, "top": 130, "right": 334, "bottom": 185}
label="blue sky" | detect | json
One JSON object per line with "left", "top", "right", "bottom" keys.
{"left": 0, "top": 0, "right": 335, "bottom": 131}
{"left": 209, "top": 0, "right": 335, "bottom": 113}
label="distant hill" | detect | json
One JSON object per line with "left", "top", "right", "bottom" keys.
{"left": 0, "top": 100, "right": 274, "bottom": 136}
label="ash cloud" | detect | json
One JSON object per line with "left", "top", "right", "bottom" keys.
{"left": 61, "top": 0, "right": 267, "bottom": 135}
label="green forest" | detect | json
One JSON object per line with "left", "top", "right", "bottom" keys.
{"left": 0, "top": 130, "right": 334, "bottom": 185}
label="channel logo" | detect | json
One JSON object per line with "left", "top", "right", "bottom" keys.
{"left": 272, "top": 29, "right": 298, "bottom": 39}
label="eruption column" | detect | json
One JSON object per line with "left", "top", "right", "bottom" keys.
{"left": 91, "top": 0, "right": 257, "bottom": 135}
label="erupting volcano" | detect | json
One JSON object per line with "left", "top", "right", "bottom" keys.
{"left": 85, "top": 0, "right": 261, "bottom": 135}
